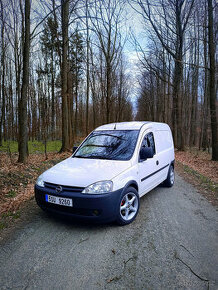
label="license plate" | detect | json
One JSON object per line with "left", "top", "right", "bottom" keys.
{"left": 45, "top": 194, "right": 73, "bottom": 207}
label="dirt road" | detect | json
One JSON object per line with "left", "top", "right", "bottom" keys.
{"left": 0, "top": 173, "right": 217, "bottom": 289}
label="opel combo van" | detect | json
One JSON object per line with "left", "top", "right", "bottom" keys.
{"left": 35, "top": 121, "right": 175, "bottom": 225}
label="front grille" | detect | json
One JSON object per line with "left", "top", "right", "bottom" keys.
{"left": 44, "top": 182, "right": 84, "bottom": 192}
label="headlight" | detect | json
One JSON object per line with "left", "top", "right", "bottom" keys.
{"left": 82, "top": 181, "right": 113, "bottom": 194}
{"left": 36, "top": 175, "right": 45, "bottom": 187}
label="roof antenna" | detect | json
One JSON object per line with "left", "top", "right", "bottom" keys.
{"left": 114, "top": 123, "right": 116, "bottom": 130}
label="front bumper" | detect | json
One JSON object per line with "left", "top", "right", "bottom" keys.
{"left": 35, "top": 184, "right": 123, "bottom": 222}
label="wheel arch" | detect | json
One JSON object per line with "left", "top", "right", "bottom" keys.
{"left": 171, "top": 159, "right": 175, "bottom": 168}
{"left": 122, "top": 180, "right": 139, "bottom": 193}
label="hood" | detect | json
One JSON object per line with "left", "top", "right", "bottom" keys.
{"left": 41, "top": 157, "right": 131, "bottom": 188}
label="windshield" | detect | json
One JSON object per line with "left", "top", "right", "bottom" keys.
{"left": 74, "top": 130, "right": 139, "bottom": 160}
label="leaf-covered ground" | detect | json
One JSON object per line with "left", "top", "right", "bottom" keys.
{"left": 175, "top": 149, "right": 218, "bottom": 206}
{"left": 175, "top": 149, "right": 218, "bottom": 183}
{"left": 0, "top": 152, "right": 70, "bottom": 228}
{"left": 0, "top": 149, "right": 217, "bottom": 230}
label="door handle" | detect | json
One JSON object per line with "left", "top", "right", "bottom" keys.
{"left": 156, "top": 160, "right": 159, "bottom": 165}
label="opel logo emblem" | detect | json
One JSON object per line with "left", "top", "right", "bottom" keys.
{"left": 56, "top": 185, "right": 62, "bottom": 193}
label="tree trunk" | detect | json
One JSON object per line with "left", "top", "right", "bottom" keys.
{"left": 67, "top": 74, "right": 72, "bottom": 146}
{"left": 106, "top": 60, "right": 111, "bottom": 123}
{"left": 208, "top": 0, "right": 218, "bottom": 160}
{"left": 0, "top": 18, "right": 5, "bottom": 147}
{"left": 201, "top": 16, "right": 209, "bottom": 151}
{"left": 18, "top": 0, "right": 30, "bottom": 163}
{"left": 74, "top": 61, "right": 78, "bottom": 138}
{"left": 85, "top": 0, "right": 90, "bottom": 135}
{"left": 172, "top": 0, "right": 184, "bottom": 150}
{"left": 60, "top": 0, "right": 70, "bottom": 152}
{"left": 51, "top": 50, "right": 55, "bottom": 140}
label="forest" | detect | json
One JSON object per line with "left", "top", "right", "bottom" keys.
{"left": 0, "top": 0, "right": 217, "bottom": 162}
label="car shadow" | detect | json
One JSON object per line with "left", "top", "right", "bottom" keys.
{"left": 40, "top": 209, "right": 116, "bottom": 230}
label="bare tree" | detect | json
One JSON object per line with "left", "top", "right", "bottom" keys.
{"left": 18, "top": 0, "right": 31, "bottom": 163}
{"left": 0, "top": 0, "right": 6, "bottom": 146}
{"left": 132, "top": 0, "right": 194, "bottom": 150}
{"left": 89, "top": 0, "right": 123, "bottom": 123}
{"left": 60, "top": 0, "right": 70, "bottom": 152}
{"left": 85, "top": 0, "right": 90, "bottom": 135}
{"left": 0, "top": 0, "right": 133, "bottom": 155}
{"left": 208, "top": 0, "right": 218, "bottom": 160}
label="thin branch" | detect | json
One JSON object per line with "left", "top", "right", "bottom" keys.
{"left": 30, "top": 4, "right": 61, "bottom": 39}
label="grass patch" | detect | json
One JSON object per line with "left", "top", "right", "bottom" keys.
{"left": 12, "top": 211, "right": 21, "bottom": 219}
{"left": 6, "top": 190, "right": 17, "bottom": 198}
{"left": 1, "top": 171, "right": 29, "bottom": 188}
{"left": 0, "top": 140, "right": 62, "bottom": 153}
{"left": 0, "top": 140, "right": 18, "bottom": 153}
{"left": 28, "top": 140, "right": 62, "bottom": 153}
{"left": 1, "top": 210, "right": 21, "bottom": 220}
{"left": 0, "top": 210, "right": 21, "bottom": 232}
{"left": 0, "top": 138, "right": 85, "bottom": 154}
{"left": 0, "top": 221, "right": 6, "bottom": 230}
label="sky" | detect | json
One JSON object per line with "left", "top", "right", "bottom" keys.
{"left": 122, "top": 4, "right": 147, "bottom": 110}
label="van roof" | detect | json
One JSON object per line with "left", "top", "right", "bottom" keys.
{"left": 95, "top": 121, "right": 169, "bottom": 131}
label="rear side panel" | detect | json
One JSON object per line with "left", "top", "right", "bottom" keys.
{"left": 154, "top": 129, "right": 174, "bottom": 154}
{"left": 153, "top": 128, "right": 174, "bottom": 180}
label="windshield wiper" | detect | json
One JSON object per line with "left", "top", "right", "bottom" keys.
{"left": 93, "top": 156, "right": 112, "bottom": 160}
{"left": 74, "top": 155, "right": 112, "bottom": 160}
{"left": 74, "top": 155, "right": 90, "bottom": 158}
{"left": 82, "top": 144, "right": 111, "bottom": 148}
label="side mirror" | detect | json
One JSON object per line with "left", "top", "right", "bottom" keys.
{"left": 72, "top": 146, "right": 78, "bottom": 153}
{"left": 139, "top": 147, "right": 154, "bottom": 161}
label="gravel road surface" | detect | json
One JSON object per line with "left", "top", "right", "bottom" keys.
{"left": 0, "top": 173, "right": 217, "bottom": 290}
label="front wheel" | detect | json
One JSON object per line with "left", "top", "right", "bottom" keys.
{"left": 163, "top": 164, "right": 175, "bottom": 187}
{"left": 116, "top": 187, "right": 140, "bottom": 226}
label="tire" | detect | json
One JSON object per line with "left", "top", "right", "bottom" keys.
{"left": 163, "top": 164, "right": 175, "bottom": 187}
{"left": 116, "top": 187, "right": 140, "bottom": 226}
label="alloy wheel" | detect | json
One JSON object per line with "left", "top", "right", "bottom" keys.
{"left": 120, "top": 192, "right": 139, "bottom": 221}
{"left": 170, "top": 167, "right": 174, "bottom": 185}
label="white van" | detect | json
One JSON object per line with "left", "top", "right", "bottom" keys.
{"left": 35, "top": 121, "right": 175, "bottom": 225}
